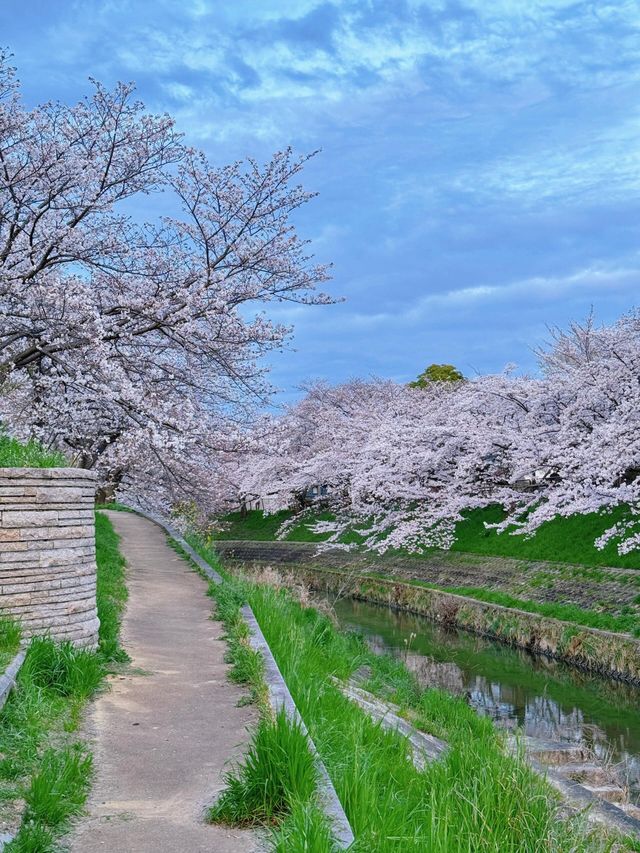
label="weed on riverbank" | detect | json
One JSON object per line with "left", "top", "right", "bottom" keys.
{"left": 210, "top": 711, "right": 318, "bottom": 826}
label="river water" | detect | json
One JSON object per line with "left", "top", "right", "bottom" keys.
{"left": 330, "top": 596, "right": 640, "bottom": 804}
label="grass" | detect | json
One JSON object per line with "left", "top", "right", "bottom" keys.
{"left": 199, "top": 540, "right": 639, "bottom": 852}
{"left": 95, "top": 511, "right": 129, "bottom": 663}
{"left": 0, "top": 511, "right": 128, "bottom": 849}
{"left": 408, "top": 581, "right": 640, "bottom": 638}
{"left": 449, "top": 504, "right": 640, "bottom": 569}
{"left": 215, "top": 509, "right": 295, "bottom": 541}
{"left": 19, "top": 638, "right": 105, "bottom": 702}
{"left": 215, "top": 505, "right": 640, "bottom": 570}
{"left": 22, "top": 745, "right": 92, "bottom": 829}
{"left": 210, "top": 711, "right": 335, "bottom": 852}
{"left": 0, "top": 432, "right": 67, "bottom": 469}
{"left": 0, "top": 618, "right": 22, "bottom": 672}
{"left": 200, "top": 550, "right": 335, "bottom": 848}
{"left": 0, "top": 640, "right": 101, "bottom": 850}
{"left": 207, "top": 578, "right": 266, "bottom": 700}
{"left": 210, "top": 711, "right": 318, "bottom": 826}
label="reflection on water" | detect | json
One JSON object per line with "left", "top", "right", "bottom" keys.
{"left": 331, "top": 596, "right": 640, "bottom": 803}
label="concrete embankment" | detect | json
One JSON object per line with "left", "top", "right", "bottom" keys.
{"left": 216, "top": 541, "right": 640, "bottom": 685}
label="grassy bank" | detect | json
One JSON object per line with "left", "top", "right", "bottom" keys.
{"left": 0, "top": 511, "right": 128, "bottom": 850}
{"left": 0, "top": 433, "right": 67, "bottom": 468}
{"left": 215, "top": 505, "right": 640, "bottom": 570}
{"left": 216, "top": 509, "right": 331, "bottom": 543}
{"left": 195, "top": 539, "right": 639, "bottom": 852}
{"left": 416, "top": 582, "right": 640, "bottom": 637}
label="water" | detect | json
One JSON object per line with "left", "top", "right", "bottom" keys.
{"left": 330, "top": 596, "right": 640, "bottom": 803}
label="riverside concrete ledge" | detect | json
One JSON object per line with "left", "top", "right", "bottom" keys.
{"left": 124, "top": 508, "right": 355, "bottom": 850}
{"left": 0, "top": 646, "right": 26, "bottom": 713}
{"left": 534, "top": 758, "right": 640, "bottom": 839}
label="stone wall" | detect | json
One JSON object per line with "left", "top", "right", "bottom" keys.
{"left": 0, "top": 468, "right": 99, "bottom": 647}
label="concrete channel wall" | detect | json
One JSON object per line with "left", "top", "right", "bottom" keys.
{"left": 0, "top": 468, "right": 99, "bottom": 647}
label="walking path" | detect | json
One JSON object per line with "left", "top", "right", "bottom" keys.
{"left": 69, "top": 511, "right": 257, "bottom": 853}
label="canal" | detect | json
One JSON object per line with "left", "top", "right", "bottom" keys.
{"left": 331, "top": 596, "right": 640, "bottom": 804}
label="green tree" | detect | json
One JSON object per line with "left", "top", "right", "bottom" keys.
{"left": 409, "top": 363, "right": 464, "bottom": 388}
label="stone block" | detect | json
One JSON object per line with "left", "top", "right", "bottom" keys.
{"left": 1, "top": 510, "right": 59, "bottom": 528}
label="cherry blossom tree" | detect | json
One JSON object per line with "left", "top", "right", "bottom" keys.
{"left": 500, "top": 311, "right": 640, "bottom": 553}
{"left": 0, "top": 52, "right": 330, "bottom": 511}
{"left": 235, "top": 312, "right": 640, "bottom": 555}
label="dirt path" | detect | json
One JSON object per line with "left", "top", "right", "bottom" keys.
{"left": 69, "top": 511, "right": 257, "bottom": 853}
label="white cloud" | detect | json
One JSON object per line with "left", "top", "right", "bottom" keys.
{"left": 323, "top": 263, "right": 640, "bottom": 331}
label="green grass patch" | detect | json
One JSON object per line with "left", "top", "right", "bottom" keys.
{"left": 21, "top": 744, "right": 92, "bottom": 829}
{"left": 215, "top": 509, "right": 295, "bottom": 541}
{"left": 95, "top": 512, "right": 129, "bottom": 663}
{"left": 207, "top": 579, "right": 265, "bottom": 701}
{"left": 19, "top": 638, "right": 104, "bottom": 702}
{"left": 0, "top": 619, "right": 22, "bottom": 672}
{"left": 0, "top": 509, "right": 129, "bottom": 847}
{"left": 0, "top": 433, "right": 67, "bottom": 469}
{"left": 449, "top": 504, "right": 640, "bottom": 569}
{"left": 204, "top": 550, "right": 335, "bottom": 847}
{"left": 210, "top": 710, "right": 318, "bottom": 827}
{"left": 0, "top": 639, "right": 101, "bottom": 849}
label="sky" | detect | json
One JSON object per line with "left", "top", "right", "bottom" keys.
{"left": 3, "top": 0, "right": 640, "bottom": 399}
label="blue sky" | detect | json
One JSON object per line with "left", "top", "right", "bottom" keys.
{"left": 3, "top": 0, "right": 640, "bottom": 398}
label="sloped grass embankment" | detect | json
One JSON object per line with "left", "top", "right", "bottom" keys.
{"left": 189, "top": 535, "right": 640, "bottom": 852}
{"left": 216, "top": 505, "right": 640, "bottom": 570}
{"left": 0, "top": 511, "right": 127, "bottom": 851}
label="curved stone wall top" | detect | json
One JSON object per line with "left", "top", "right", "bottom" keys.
{"left": 0, "top": 467, "right": 97, "bottom": 477}
{"left": 0, "top": 467, "right": 99, "bottom": 648}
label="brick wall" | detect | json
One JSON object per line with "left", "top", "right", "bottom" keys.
{"left": 0, "top": 468, "right": 99, "bottom": 647}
